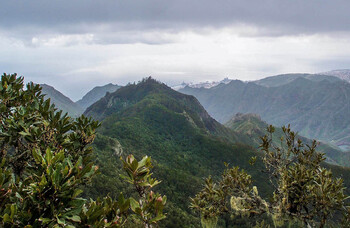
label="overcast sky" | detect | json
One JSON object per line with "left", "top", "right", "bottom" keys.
{"left": 2, "top": 0, "right": 350, "bottom": 100}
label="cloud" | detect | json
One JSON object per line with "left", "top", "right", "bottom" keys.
{"left": 1, "top": 1, "right": 350, "bottom": 101}
{"left": 2, "top": 0, "right": 350, "bottom": 44}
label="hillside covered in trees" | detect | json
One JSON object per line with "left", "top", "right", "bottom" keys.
{"left": 83, "top": 77, "right": 350, "bottom": 227}
{"left": 180, "top": 74, "right": 350, "bottom": 151}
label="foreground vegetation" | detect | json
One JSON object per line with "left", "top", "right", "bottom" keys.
{"left": 191, "top": 126, "right": 350, "bottom": 227}
{"left": 0, "top": 74, "right": 166, "bottom": 227}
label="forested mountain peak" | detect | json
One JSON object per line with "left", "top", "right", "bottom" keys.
{"left": 84, "top": 77, "right": 249, "bottom": 143}
{"left": 84, "top": 77, "right": 203, "bottom": 119}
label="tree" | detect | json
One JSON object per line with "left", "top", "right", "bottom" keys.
{"left": 191, "top": 125, "right": 349, "bottom": 227}
{"left": 120, "top": 155, "right": 167, "bottom": 227}
{"left": 0, "top": 73, "right": 166, "bottom": 227}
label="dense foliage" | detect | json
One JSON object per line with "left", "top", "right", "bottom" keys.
{"left": 225, "top": 113, "right": 350, "bottom": 167}
{"left": 191, "top": 126, "right": 349, "bottom": 227}
{"left": 0, "top": 73, "right": 166, "bottom": 227}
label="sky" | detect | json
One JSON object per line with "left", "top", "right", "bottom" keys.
{"left": 1, "top": 0, "right": 350, "bottom": 100}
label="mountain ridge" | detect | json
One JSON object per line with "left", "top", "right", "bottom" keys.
{"left": 76, "top": 83, "right": 121, "bottom": 110}
{"left": 180, "top": 74, "right": 350, "bottom": 150}
{"left": 253, "top": 73, "right": 342, "bottom": 87}
{"left": 225, "top": 113, "right": 350, "bottom": 166}
{"left": 40, "top": 84, "right": 83, "bottom": 117}
{"left": 319, "top": 69, "right": 350, "bottom": 83}
{"left": 84, "top": 77, "right": 273, "bottom": 226}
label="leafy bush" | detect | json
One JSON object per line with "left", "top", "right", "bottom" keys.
{"left": 191, "top": 125, "right": 349, "bottom": 228}
{"left": 0, "top": 73, "right": 166, "bottom": 227}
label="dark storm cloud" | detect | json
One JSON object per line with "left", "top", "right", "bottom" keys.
{"left": 2, "top": 0, "right": 350, "bottom": 41}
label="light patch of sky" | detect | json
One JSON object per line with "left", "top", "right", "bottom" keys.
{"left": 1, "top": 27, "right": 350, "bottom": 100}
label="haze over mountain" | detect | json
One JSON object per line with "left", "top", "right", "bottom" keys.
{"left": 180, "top": 74, "right": 350, "bottom": 150}
{"left": 253, "top": 73, "right": 342, "bottom": 87}
{"left": 40, "top": 84, "right": 83, "bottom": 117}
{"left": 76, "top": 83, "right": 121, "bottom": 110}
{"left": 319, "top": 69, "right": 350, "bottom": 83}
{"left": 226, "top": 113, "right": 350, "bottom": 167}
{"left": 171, "top": 77, "right": 232, "bottom": 91}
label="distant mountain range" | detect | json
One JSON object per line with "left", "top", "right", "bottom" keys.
{"left": 39, "top": 83, "right": 121, "bottom": 116}
{"left": 40, "top": 84, "right": 83, "bottom": 117}
{"left": 171, "top": 77, "right": 232, "bottom": 90}
{"left": 180, "top": 74, "right": 350, "bottom": 150}
{"left": 319, "top": 69, "right": 350, "bottom": 83}
{"left": 76, "top": 83, "right": 121, "bottom": 110}
{"left": 39, "top": 72, "right": 350, "bottom": 153}
{"left": 253, "top": 73, "right": 342, "bottom": 87}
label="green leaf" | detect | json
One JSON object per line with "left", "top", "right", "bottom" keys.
{"left": 137, "top": 156, "right": 150, "bottom": 169}
{"left": 129, "top": 197, "right": 140, "bottom": 212}
{"left": 56, "top": 216, "right": 66, "bottom": 225}
{"left": 150, "top": 214, "right": 166, "bottom": 223}
{"left": 131, "top": 159, "right": 139, "bottom": 171}
{"left": 73, "top": 189, "right": 84, "bottom": 198}
{"left": 67, "top": 215, "right": 81, "bottom": 222}
{"left": 32, "top": 148, "right": 43, "bottom": 164}
{"left": 39, "top": 217, "right": 52, "bottom": 224}
{"left": 45, "top": 148, "right": 53, "bottom": 165}
{"left": 39, "top": 175, "right": 47, "bottom": 188}
{"left": 10, "top": 204, "right": 16, "bottom": 219}
{"left": 3, "top": 213, "right": 11, "bottom": 222}
{"left": 52, "top": 150, "right": 65, "bottom": 164}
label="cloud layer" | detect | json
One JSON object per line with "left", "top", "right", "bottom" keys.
{"left": 1, "top": 1, "right": 350, "bottom": 100}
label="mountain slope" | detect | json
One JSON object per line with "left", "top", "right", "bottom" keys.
{"left": 171, "top": 77, "right": 232, "bottom": 90}
{"left": 40, "top": 84, "right": 83, "bottom": 117}
{"left": 319, "top": 69, "right": 350, "bottom": 83}
{"left": 84, "top": 77, "right": 271, "bottom": 226}
{"left": 180, "top": 76, "right": 350, "bottom": 150}
{"left": 253, "top": 73, "right": 342, "bottom": 87}
{"left": 76, "top": 83, "right": 121, "bottom": 110}
{"left": 226, "top": 113, "right": 350, "bottom": 167}
{"left": 84, "top": 77, "right": 350, "bottom": 227}
{"left": 85, "top": 77, "right": 250, "bottom": 144}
